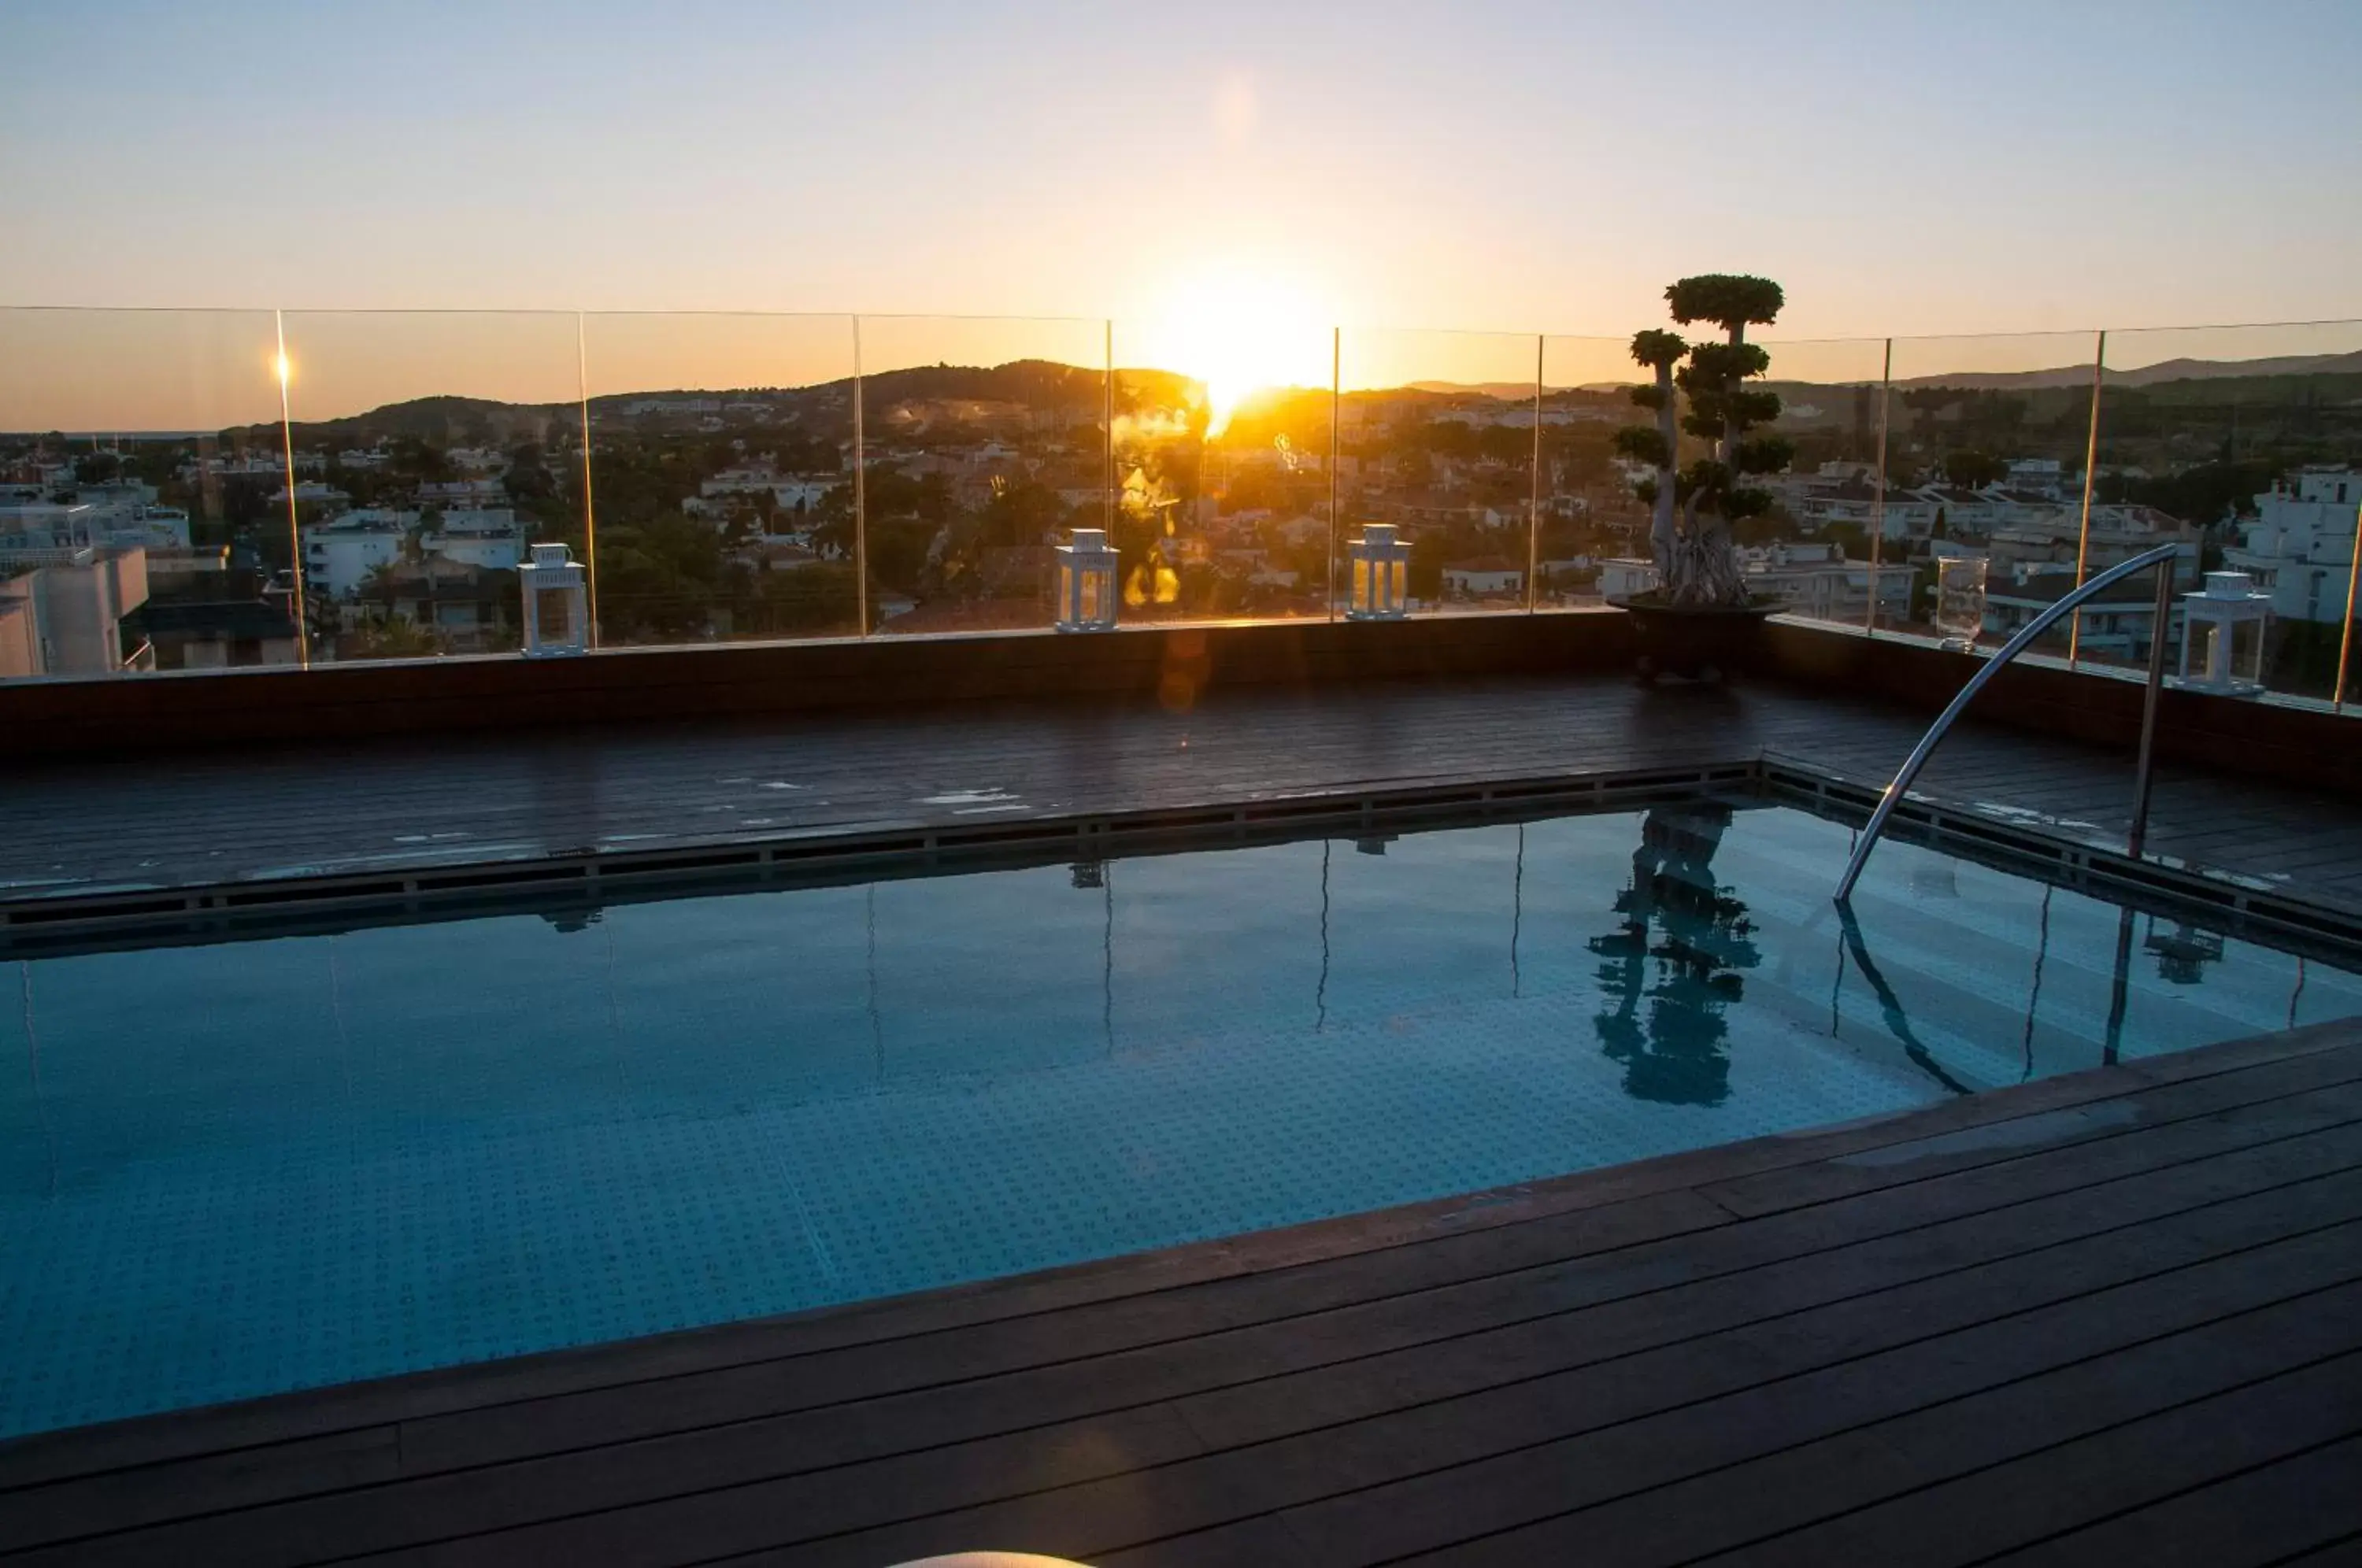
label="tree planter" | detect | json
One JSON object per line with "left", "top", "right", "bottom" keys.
{"left": 1620, "top": 590, "right": 1779, "bottom": 682}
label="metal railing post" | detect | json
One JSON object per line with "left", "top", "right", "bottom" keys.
{"left": 2127, "top": 561, "right": 2175, "bottom": 855}
{"left": 1834, "top": 541, "right": 2182, "bottom": 903}
{"left": 1327, "top": 326, "right": 1341, "bottom": 623}
{"left": 851, "top": 314, "right": 868, "bottom": 637}
{"left": 1865, "top": 338, "right": 1890, "bottom": 632}
{"left": 274, "top": 309, "right": 309, "bottom": 669}
{"left": 1527, "top": 334, "right": 1542, "bottom": 613}
{"left": 2336, "top": 499, "right": 2360, "bottom": 714}
{"left": 575, "top": 311, "right": 601, "bottom": 649}
{"left": 1103, "top": 319, "right": 1115, "bottom": 539}
{"left": 2068, "top": 330, "right": 2106, "bottom": 668}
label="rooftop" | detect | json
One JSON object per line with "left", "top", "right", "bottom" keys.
{"left": 1, "top": 609, "right": 2360, "bottom": 1565}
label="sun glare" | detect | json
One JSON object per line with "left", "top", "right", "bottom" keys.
{"left": 1138, "top": 268, "right": 1331, "bottom": 436}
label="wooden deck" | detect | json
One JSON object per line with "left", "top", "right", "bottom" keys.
{"left": 7, "top": 672, "right": 2362, "bottom": 919}
{"left": 0, "top": 1020, "right": 2355, "bottom": 1566}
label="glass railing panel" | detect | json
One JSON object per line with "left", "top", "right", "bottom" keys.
{"left": 1537, "top": 335, "right": 1651, "bottom": 609}
{"left": 578, "top": 312, "right": 857, "bottom": 647}
{"left": 1881, "top": 331, "right": 2107, "bottom": 660}
{"left": 2102, "top": 320, "right": 2362, "bottom": 706}
{"left": 1742, "top": 337, "right": 1900, "bottom": 632}
{"left": 1108, "top": 313, "right": 1334, "bottom": 624}
{"left": 0, "top": 307, "right": 291, "bottom": 679}
{"left": 276, "top": 310, "right": 585, "bottom": 663}
{"left": 850, "top": 316, "right": 1106, "bottom": 637}
{"left": 1335, "top": 328, "right": 1540, "bottom": 619}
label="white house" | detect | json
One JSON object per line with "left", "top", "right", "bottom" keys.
{"left": 1440, "top": 557, "right": 1525, "bottom": 598}
{"left": 301, "top": 511, "right": 413, "bottom": 598}
{"left": 2005, "top": 458, "right": 2067, "bottom": 499}
{"left": 422, "top": 509, "right": 527, "bottom": 572}
{"left": 0, "top": 497, "right": 191, "bottom": 553}
{"left": 268, "top": 480, "right": 351, "bottom": 512}
{"left": 2225, "top": 468, "right": 2360, "bottom": 625}
{"left": 0, "top": 547, "right": 149, "bottom": 678}
{"left": 1599, "top": 542, "right": 1911, "bottom": 622}
{"left": 416, "top": 479, "right": 507, "bottom": 508}
{"left": 1984, "top": 577, "right": 2182, "bottom": 664}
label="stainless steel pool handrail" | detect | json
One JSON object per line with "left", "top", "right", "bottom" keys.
{"left": 1834, "top": 542, "right": 2185, "bottom": 904}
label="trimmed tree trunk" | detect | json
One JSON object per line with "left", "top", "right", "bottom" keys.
{"left": 1648, "top": 360, "right": 1679, "bottom": 574}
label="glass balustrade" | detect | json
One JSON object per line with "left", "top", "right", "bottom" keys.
{"left": 0, "top": 307, "right": 292, "bottom": 678}
{"left": 1109, "top": 313, "right": 1335, "bottom": 623}
{"left": 1336, "top": 328, "right": 1541, "bottom": 619}
{"left": 0, "top": 304, "right": 2350, "bottom": 724}
{"left": 1537, "top": 335, "right": 1653, "bottom": 611}
{"left": 848, "top": 316, "right": 1107, "bottom": 638}
{"left": 2101, "top": 320, "right": 2362, "bottom": 706}
{"left": 276, "top": 311, "right": 585, "bottom": 664}
{"left": 577, "top": 312, "right": 859, "bottom": 647}
{"left": 1881, "top": 331, "right": 2108, "bottom": 664}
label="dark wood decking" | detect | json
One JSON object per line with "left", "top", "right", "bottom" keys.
{"left": 8, "top": 673, "right": 2362, "bottom": 918}
{"left": 1, "top": 1022, "right": 2357, "bottom": 1566}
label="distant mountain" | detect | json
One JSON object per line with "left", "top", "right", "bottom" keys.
{"left": 1892, "top": 349, "right": 2362, "bottom": 390}
{"left": 271, "top": 394, "right": 573, "bottom": 447}
{"left": 1405, "top": 380, "right": 1542, "bottom": 401}
{"left": 165, "top": 346, "right": 2362, "bottom": 446}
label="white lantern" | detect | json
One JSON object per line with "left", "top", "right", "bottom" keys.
{"left": 1933, "top": 555, "right": 1988, "bottom": 652}
{"left": 1055, "top": 527, "right": 1118, "bottom": 633}
{"left": 517, "top": 542, "right": 589, "bottom": 657}
{"left": 2175, "top": 570, "right": 2271, "bottom": 696}
{"left": 1346, "top": 523, "right": 1412, "bottom": 620}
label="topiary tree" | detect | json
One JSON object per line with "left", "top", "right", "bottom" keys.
{"left": 1612, "top": 274, "right": 1793, "bottom": 607}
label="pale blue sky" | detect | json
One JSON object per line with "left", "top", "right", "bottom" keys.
{"left": 2, "top": 0, "right": 2357, "bottom": 337}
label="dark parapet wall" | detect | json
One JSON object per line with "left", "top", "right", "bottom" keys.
{"left": 0, "top": 610, "right": 1638, "bottom": 760}
{"left": 1761, "top": 619, "right": 2362, "bottom": 797}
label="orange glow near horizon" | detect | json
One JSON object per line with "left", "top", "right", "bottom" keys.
{"left": 1129, "top": 265, "right": 1334, "bottom": 436}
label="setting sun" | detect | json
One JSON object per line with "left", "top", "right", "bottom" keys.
{"left": 1133, "top": 265, "right": 1334, "bottom": 436}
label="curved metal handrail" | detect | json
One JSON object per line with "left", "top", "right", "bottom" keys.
{"left": 1834, "top": 542, "right": 2184, "bottom": 904}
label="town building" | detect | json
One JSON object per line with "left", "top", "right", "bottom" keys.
{"left": 2225, "top": 468, "right": 2360, "bottom": 626}
{"left": 0, "top": 546, "right": 150, "bottom": 678}
{"left": 122, "top": 597, "right": 302, "bottom": 670}
{"left": 1440, "top": 557, "right": 1525, "bottom": 598}
{"left": 1983, "top": 575, "right": 2182, "bottom": 664}
{"left": 422, "top": 510, "right": 527, "bottom": 572}
{"left": 301, "top": 511, "right": 412, "bottom": 599}
{"left": 350, "top": 558, "right": 516, "bottom": 653}
{"left": 1597, "top": 542, "right": 1912, "bottom": 621}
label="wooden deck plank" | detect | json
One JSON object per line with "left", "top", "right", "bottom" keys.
{"left": 1211, "top": 1266, "right": 2362, "bottom": 1568}
{"left": 6, "top": 674, "right": 2360, "bottom": 920}
{"left": 1341, "top": 1260, "right": 2362, "bottom": 1568}
{"left": 650, "top": 1220, "right": 2362, "bottom": 1568}
{"left": 31, "top": 1123, "right": 2362, "bottom": 1562}
{"left": 1978, "top": 1434, "right": 2362, "bottom": 1568}
{"left": 1693, "top": 1349, "right": 2362, "bottom": 1568}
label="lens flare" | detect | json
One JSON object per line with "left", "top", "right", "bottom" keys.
{"left": 1138, "top": 268, "right": 1330, "bottom": 437}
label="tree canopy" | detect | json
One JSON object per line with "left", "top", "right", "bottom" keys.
{"left": 1614, "top": 274, "right": 1790, "bottom": 607}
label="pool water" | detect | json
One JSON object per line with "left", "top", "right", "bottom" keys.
{"left": 2, "top": 801, "right": 2356, "bottom": 1436}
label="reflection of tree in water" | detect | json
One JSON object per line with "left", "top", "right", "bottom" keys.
{"left": 1589, "top": 803, "right": 1759, "bottom": 1105}
{"left": 2144, "top": 920, "right": 2223, "bottom": 987}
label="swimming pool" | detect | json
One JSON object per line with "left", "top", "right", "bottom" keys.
{"left": 2, "top": 798, "right": 2356, "bottom": 1437}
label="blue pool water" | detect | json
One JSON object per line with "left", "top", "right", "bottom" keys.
{"left": 2, "top": 801, "right": 2356, "bottom": 1437}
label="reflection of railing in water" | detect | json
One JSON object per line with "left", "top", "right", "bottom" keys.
{"left": 1835, "top": 542, "right": 2185, "bottom": 904}
{"left": 1834, "top": 904, "right": 1973, "bottom": 1096}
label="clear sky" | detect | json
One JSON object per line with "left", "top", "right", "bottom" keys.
{"left": 2, "top": 0, "right": 2358, "bottom": 348}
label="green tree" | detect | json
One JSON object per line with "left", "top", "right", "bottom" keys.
{"left": 1611, "top": 274, "right": 1792, "bottom": 605}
